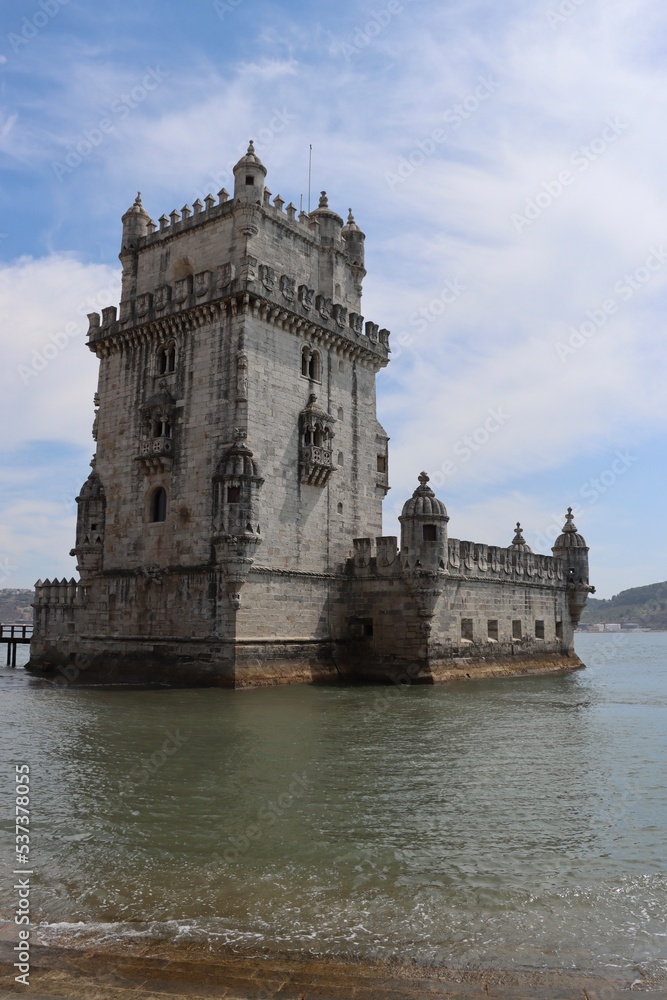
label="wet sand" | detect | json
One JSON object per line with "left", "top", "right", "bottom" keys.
{"left": 0, "top": 928, "right": 657, "bottom": 999}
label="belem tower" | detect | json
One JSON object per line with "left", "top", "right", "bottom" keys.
{"left": 27, "top": 142, "right": 594, "bottom": 686}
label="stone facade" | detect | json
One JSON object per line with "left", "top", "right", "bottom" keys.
{"left": 27, "top": 143, "right": 594, "bottom": 686}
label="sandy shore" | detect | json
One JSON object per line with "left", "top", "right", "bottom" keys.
{"left": 0, "top": 927, "right": 657, "bottom": 999}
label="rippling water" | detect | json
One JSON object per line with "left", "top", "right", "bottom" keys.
{"left": 1, "top": 634, "right": 666, "bottom": 979}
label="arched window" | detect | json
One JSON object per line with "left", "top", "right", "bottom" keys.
{"left": 309, "top": 350, "right": 321, "bottom": 382}
{"left": 157, "top": 342, "right": 176, "bottom": 375}
{"left": 301, "top": 346, "right": 321, "bottom": 382}
{"left": 151, "top": 487, "right": 167, "bottom": 523}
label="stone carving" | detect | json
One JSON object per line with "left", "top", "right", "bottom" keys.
{"left": 154, "top": 285, "right": 171, "bottom": 311}
{"left": 136, "top": 292, "right": 153, "bottom": 317}
{"left": 298, "top": 285, "right": 314, "bottom": 310}
{"left": 332, "top": 304, "right": 347, "bottom": 328}
{"left": 259, "top": 264, "right": 275, "bottom": 290}
{"left": 280, "top": 275, "right": 295, "bottom": 301}
{"left": 194, "top": 270, "right": 211, "bottom": 297}
{"left": 316, "top": 294, "right": 331, "bottom": 320}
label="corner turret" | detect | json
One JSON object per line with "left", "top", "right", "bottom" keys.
{"left": 233, "top": 140, "right": 267, "bottom": 205}
{"left": 552, "top": 507, "right": 594, "bottom": 625}
{"left": 399, "top": 472, "right": 449, "bottom": 571}
{"left": 342, "top": 208, "right": 365, "bottom": 268}
{"left": 121, "top": 193, "right": 152, "bottom": 251}
{"left": 310, "top": 191, "right": 344, "bottom": 246}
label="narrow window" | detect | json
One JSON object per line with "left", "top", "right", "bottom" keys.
{"left": 337, "top": 502, "right": 343, "bottom": 514}
{"left": 157, "top": 347, "right": 167, "bottom": 375}
{"left": 245, "top": 174, "right": 254, "bottom": 186}
{"left": 227, "top": 486, "right": 240, "bottom": 504}
{"left": 512, "top": 620, "right": 522, "bottom": 640}
{"left": 535, "top": 620, "right": 545, "bottom": 640}
{"left": 167, "top": 345, "right": 176, "bottom": 373}
{"left": 488, "top": 620, "right": 499, "bottom": 641}
{"left": 337, "top": 451, "right": 344, "bottom": 466}
{"left": 151, "top": 487, "right": 167, "bottom": 523}
{"left": 422, "top": 524, "right": 437, "bottom": 541}
{"left": 461, "top": 618, "right": 473, "bottom": 641}
{"left": 555, "top": 621, "right": 563, "bottom": 639}
{"left": 377, "top": 454, "right": 387, "bottom": 473}
{"left": 301, "top": 347, "right": 310, "bottom": 377}
{"left": 308, "top": 351, "right": 321, "bottom": 382}
{"left": 337, "top": 407, "right": 344, "bottom": 421}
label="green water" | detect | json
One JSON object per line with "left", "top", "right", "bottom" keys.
{"left": 1, "top": 633, "right": 666, "bottom": 979}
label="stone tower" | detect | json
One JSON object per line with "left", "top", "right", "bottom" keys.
{"left": 28, "top": 144, "right": 592, "bottom": 688}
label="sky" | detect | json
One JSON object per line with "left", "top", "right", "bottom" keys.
{"left": 1, "top": 0, "right": 666, "bottom": 597}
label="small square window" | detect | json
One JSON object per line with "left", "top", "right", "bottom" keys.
{"left": 461, "top": 618, "right": 473, "bottom": 641}
{"left": 512, "top": 620, "right": 522, "bottom": 640}
{"left": 535, "top": 620, "right": 545, "bottom": 640}
{"left": 227, "top": 486, "right": 240, "bottom": 504}
{"left": 488, "top": 620, "right": 498, "bottom": 641}
{"left": 422, "top": 524, "right": 437, "bottom": 541}
{"left": 245, "top": 175, "right": 254, "bottom": 186}
{"left": 555, "top": 621, "right": 563, "bottom": 639}
{"left": 377, "top": 454, "right": 387, "bottom": 473}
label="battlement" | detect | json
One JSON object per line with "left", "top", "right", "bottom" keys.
{"left": 87, "top": 261, "right": 390, "bottom": 365}
{"left": 34, "top": 578, "right": 80, "bottom": 606}
{"left": 349, "top": 536, "right": 563, "bottom": 585}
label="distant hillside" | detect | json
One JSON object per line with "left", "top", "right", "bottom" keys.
{"left": 580, "top": 581, "right": 667, "bottom": 629}
{"left": 0, "top": 589, "right": 34, "bottom": 624}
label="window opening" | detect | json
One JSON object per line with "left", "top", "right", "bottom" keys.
{"left": 151, "top": 488, "right": 167, "bottom": 523}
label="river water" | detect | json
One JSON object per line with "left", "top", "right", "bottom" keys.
{"left": 1, "top": 633, "right": 666, "bottom": 981}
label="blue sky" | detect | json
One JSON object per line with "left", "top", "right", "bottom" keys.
{"left": 1, "top": 0, "right": 666, "bottom": 596}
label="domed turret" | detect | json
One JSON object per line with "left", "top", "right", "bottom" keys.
{"left": 310, "top": 191, "right": 344, "bottom": 245}
{"left": 399, "top": 472, "right": 449, "bottom": 571}
{"left": 121, "top": 193, "right": 152, "bottom": 251}
{"left": 341, "top": 208, "right": 365, "bottom": 268}
{"left": 553, "top": 507, "right": 587, "bottom": 549}
{"left": 509, "top": 522, "right": 532, "bottom": 553}
{"left": 233, "top": 140, "right": 267, "bottom": 205}
{"left": 552, "top": 507, "right": 593, "bottom": 626}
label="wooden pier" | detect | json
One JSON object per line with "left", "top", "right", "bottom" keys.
{"left": 0, "top": 623, "right": 32, "bottom": 667}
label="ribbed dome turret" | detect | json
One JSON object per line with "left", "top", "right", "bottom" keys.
{"left": 509, "top": 522, "right": 532, "bottom": 553}
{"left": 400, "top": 472, "right": 448, "bottom": 520}
{"left": 219, "top": 441, "right": 261, "bottom": 480}
{"left": 342, "top": 208, "right": 365, "bottom": 267}
{"left": 121, "top": 192, "right": 152, "bottom": 250}
{"left": 553, "top": 508, "right": 587, "bottom": 549}
{"left": 78, "top": 469, "right": 105, "bottom": 500}
{"left": 233, "top": 140, "right": 267, "bottom": 203}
